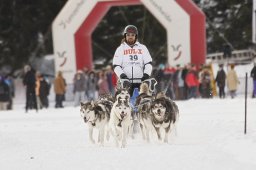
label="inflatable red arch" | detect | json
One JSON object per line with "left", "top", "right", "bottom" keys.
{"left": 52, "top": 0, "right": 206, "bottom": 83}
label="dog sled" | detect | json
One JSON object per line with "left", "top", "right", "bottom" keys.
{"left": 118, "top": 77, "right": 158, "bottom": 107}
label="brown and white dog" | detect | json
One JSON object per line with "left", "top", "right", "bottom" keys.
{"left": 80, "top": 99, "right": 113, "bottom": 146}
{"left": 150, "top": 93, "right": 179, "bottom": 143}
{"left": 109, "top": 89, "right": 132, "bottom": 148}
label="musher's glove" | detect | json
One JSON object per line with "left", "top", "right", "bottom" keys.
{"left": 141, "top": 73, "right": 150, "bottom": 81}
{"left": 120, "top": 73, "right": 128, "bottom": 79}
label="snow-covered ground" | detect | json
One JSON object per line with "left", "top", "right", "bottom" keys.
{"left": 0, "top": 96, "right": 256, "bottom": 170}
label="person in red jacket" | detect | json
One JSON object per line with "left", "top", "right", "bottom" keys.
{"left": 112, "top": 72, "right": 118, "bottom": 91}
{"left": 185, "top": 64, "right": 199, "bottom": 99}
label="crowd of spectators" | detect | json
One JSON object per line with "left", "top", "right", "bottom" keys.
{"left": 0, "top": 62, "right": 255, "bottom": 111}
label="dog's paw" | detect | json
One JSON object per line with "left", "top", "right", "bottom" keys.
{"left": 121, "top": 141, "right": 127, "bottom": 148}
{"left": 106, "top": 133, "right": 110, "bottom": 141}
{"left": 118, "top": 135, "right": 122, "bottom": 141}
{"left": 115, "top": 141, "right": 119, "bottom": 147}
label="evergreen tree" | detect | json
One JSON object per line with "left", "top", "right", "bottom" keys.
{"left": 196, "top": 0, "right": 252, "bottom": 53}
{"left": 0, "top": 0, "right": 67, "bottom": 74}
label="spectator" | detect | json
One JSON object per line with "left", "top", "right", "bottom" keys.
{"left": 154, "top": 64, "right": 165, "bottom": 93}
{"left": 250, "top": 63, "right": 256, "bottom": 98}
{"left": 83, "top": 67, "right": 89, "bottom": 101}
{"left": 215, "top": 64, "right": 226, "bottom": 98}
{"left": 112, "top": 72, "right": 118, "bottom": 93}
{"left": 54, "top": 71, "right": 66, "bottom": 108}
{"left": 182, "top": 64, "right": 189, "bottom": 99}
{"left": 199, "top": 66, "right": 212, "bottom": 98}
{"left": 163, "top": 64, "right": 176, "bottom": 99}
{"left": 87, "top": 71, "right": 97, "bottom": 101}
{"left": 227, "top": 64, "right": 239, "bottom": 98}
{"left": 23, "top": 65, "right": 37, "bottom": 112}
{"left": 185, "top": 64, "right": 199, "bottom": 99}
{"left": 4, "top": 74, "right": 15, "bottom": 110}
{"left": 73, "top": 70, "right": 86, "bottom": 107}
{"left": 105, "top": 65, "right": 115, "bottom": 95}
{"left": 35, "top": 72, "right": 43, "bottom": 109}
{"left": 98, "top": 70, "right": 110, "bottom": 96}
{"left": 39, "top": 75, "right": 50, "bottom": 108}
{"left": 173, "top": 64, "right": 185, "bottom": 100}
{"left": 0, "top": 76, "right": 10, "bottom": 111}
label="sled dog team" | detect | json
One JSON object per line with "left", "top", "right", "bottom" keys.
{"left": 80, "top": 82, "right": 179, "bottom": 148}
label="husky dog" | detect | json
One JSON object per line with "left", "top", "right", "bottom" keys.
{"left": 80, "top": 99, "right": 113, "bottom": 145}
{"left": 135, "top": 82, "right": 153, "bottom": 142}
{"left": 99, "top": 93, "right": 115, "bottom": 103}
{"left": 115, "top": 88, "right": 130, "bottom": 102}
{"left": 115, "top": 87, "right": 138, "bottom": 137}
{"left": 155, "top": 92, "right": 179, "bottom": 114}
{"left": 109, "top": 95, "right": 132, "bottom": 148}
{"left": 150, "top": 95, "right": 179, "bottom": 143}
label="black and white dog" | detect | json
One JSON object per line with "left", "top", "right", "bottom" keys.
{"left": 99, "top": 93, "right": 115, "bottom": 103}
{"left": 150, "top": 93, "right": 179, "bottom": 143}
{"left": 109, "top": 88, "right": 132, "bottom": 148}
{"left": 80, "top": 98, "right": 113, "bottom": 145}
